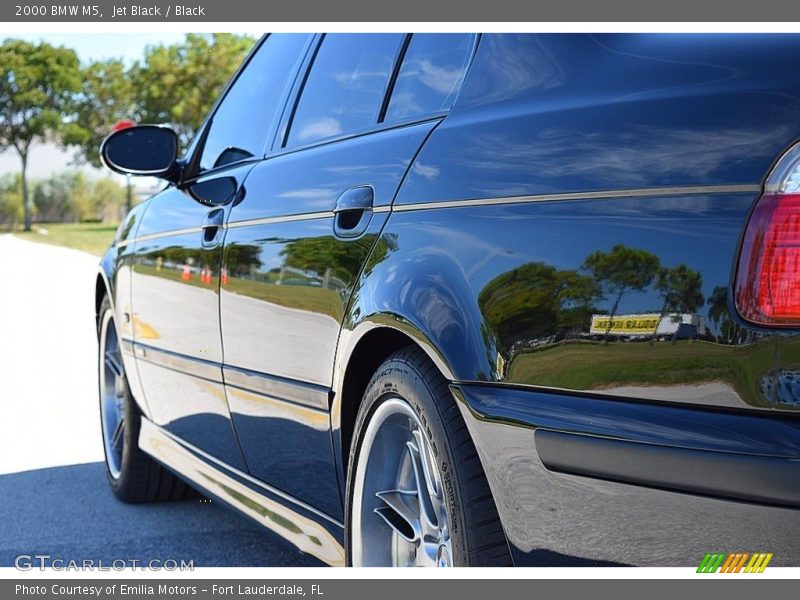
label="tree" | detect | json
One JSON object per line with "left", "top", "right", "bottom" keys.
{"left": 133, "top": 34, "right": 255, "bottom": 146}
{"left": 84, "top": 178, "right": 127, "bottom": 222}
{"left": 63, "top": 58, "right": 137, "bottom": 214}
{"left": 479, "top": 262, "right": 564, "bottom": 353}
{"left": 478, "top": 262, "right": 601, "bottom": 353}
{"left": 556, "top": 269, "right": 603, "bottom": 334}
{"left": 0, "top": 39, "right": 81, "bottom": 231}
{"left": 654, "top": 264, "right": 704, "bottom": 342}
{"left": 281, "top": 234, "right": 378, "bottom": 285}
{"left": 32, "top": 171, "right": 85, "bottom": 222}
{"left": 582, "top": 244, "right": 660, "bottom": 340}
{"left": 64, "top": 59, "right": 137, "bottom": 168}
{"left": 708, "top": 285, "right": 736, "bottom": 344}
{"left": 655, "top": 265, "right": 704, "bottom": 315}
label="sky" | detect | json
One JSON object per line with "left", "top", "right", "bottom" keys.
{"left": 0, "top": 33, "right": 187, "bottom": 181}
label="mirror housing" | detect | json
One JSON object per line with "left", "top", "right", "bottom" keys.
{"left": 188, "top": 177, "right": 240, "bottom": 206}
{"left": 100, "top": 125, "right": 180, "bottom": 180}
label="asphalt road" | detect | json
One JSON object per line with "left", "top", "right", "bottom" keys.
{"left": 0, "top": 235, "right": 318, "bottom": 567}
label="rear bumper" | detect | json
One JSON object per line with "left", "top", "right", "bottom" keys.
{"left": 452, "top": 383, "right": 800, "bottom": 566}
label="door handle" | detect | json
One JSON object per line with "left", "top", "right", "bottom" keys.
{"left": 333, "top": 186, "right": 374, "bottom": 238}
{"left": 201, "top": 208, "right": 225, "bottom": 247}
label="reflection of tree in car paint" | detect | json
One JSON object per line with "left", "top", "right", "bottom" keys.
{"left": 581, "top": 244, "right": 660, "bottom": 341}
{"left": 477, "top": 244, "right": 793, "bottom": 408}
{"left": 479, "top": 244, "right": 713, "bottom": 354}
{"left": 218, "top": 233, "right": 398, "bottom": 321}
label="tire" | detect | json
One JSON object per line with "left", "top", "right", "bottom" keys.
{"left": 97, "top": 295, "right": 193, "bottom": 503}
{"left": 346, "top": 346, "right": 512, "bottom": 567}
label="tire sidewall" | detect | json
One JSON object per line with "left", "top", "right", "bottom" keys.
{"left": 345, "top": 356, "right": 469, "bottom": 566}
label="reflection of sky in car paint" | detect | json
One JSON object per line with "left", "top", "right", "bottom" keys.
{"left": 397, "top": 34, "right": 800, "bottom": 202}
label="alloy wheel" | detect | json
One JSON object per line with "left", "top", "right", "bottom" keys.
{"left": 351, "top": 398, "right": 452, "bottom": 567}
{"left": 99, "top": 309, "right": 126, "bottom": 480}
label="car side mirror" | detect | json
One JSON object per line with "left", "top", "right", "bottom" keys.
{"left": 101, "top": 125, "right": 179, "bottom": 180}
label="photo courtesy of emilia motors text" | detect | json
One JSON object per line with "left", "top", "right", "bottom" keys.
{"left": 1, "top": 0, "right": 800, "bottom": 596}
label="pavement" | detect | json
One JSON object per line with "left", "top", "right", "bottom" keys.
{"left": 0, "top": 235, "right": 318, "bottom": 567}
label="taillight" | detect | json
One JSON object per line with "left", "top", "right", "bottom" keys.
{"left": 736, "top": 144, "right": 800, "bottom": 326}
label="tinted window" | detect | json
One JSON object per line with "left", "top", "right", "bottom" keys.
{"left": 385, "top": 34, "right": 473, "bottom": 122}
{"left": 286, "top": 34, "right": 404, "bottom": 147}
{"left": 200, "top": 34, "right": 310, "bottom": 171}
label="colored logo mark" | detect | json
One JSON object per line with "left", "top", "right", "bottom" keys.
{"left": 697, "top": 552, "right": 773, "bottom": 573}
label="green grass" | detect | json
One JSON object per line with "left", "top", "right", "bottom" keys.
{"left": 134, "top": 264, "right": 344, "bottom": 320}
{"left": 12, "top": 222, "right": 118, "bottom": 256}
{"left": 507, "top": 338, "right": 781, "bottom": 407}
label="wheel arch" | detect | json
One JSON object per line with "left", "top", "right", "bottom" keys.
{"left": 95, "top": 255, "right": 117, "bottom": 333}
{"left": 332, "top": 229, "right": 499, "bottom": 484}
{"left": 95, "top": 271, "right": 110, "bottom": 322}
{"left": 331, "top": 318, "right": 456, "bottom": 487}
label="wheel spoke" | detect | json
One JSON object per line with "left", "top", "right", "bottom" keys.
{"left": 374, "top": 489, "right": 420, "bottom": 543}
{"left": 406, "top": 437, "right": 439, "bottom": 529}
{"left": 411, "top": 428, "right": 440, "bottom": 499}
{"left": 104, "top": 351, "right": 124, "bottom": 379}
{"left": 110, "top": 417, "right": 125, "bottom": 451}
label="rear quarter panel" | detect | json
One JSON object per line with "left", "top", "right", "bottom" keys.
{"left": 375, "top": 33, "right": 800, "bottom": 412}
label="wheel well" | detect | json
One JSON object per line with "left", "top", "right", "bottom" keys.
{"left": 339, "top": 327, "right": 418, "bottom": 478}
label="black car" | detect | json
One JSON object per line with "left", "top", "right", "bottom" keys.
{"left": 96, "top": 33, "right": 800, "bottom": 567}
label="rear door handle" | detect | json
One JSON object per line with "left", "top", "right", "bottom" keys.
{"left": 201, "top": 208, "right": 225, "bottom": 247}
{"left": 333, "top": 186, "right": 374, "bottom": 238}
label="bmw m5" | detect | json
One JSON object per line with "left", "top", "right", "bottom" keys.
{"left": 96, "top": 33, "right": 800, "bottom": 566}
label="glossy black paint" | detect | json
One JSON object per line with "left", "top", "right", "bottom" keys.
{"left": 453, "top": 383, "right": 800, "bottom": 566}
{"left": 95, "top": 34, "right": 800, "bottom": 566}
{"left": 127, "top": 164, "right": 255, "bottom": 471}
{"left": 220, "top": 120, "right": 437, "bottom": 519}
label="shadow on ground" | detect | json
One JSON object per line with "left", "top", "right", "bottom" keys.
{"left": 0, "top": 462, "right": 321, "bottom": 567}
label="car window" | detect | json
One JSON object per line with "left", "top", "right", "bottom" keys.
{"left": 199, "top": 34, "right": 310, "bottom": 172}
{"left": 385, "top": 34, "right": 474, "bottom": 122}
{"left": 286, "top": 34, "right": 404, "bottom": 147}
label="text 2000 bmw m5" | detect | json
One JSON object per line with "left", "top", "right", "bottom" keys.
{"left": 96, "top": 34, "right": 800, "bottom": 567}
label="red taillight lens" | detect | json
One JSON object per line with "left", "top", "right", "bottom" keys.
{"left": 736, "top": 193, "right": 800, "bottom": 325}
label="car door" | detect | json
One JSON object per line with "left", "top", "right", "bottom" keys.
{"left": 220, "top": 33, "right": 477, "bottom": 519}
{"left": 129, "top": 34, "right": 313, "bottom": 469}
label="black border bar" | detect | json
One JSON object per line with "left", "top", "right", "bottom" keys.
{"left": 6, "top": 0, "right": 800, "bottom": 22}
